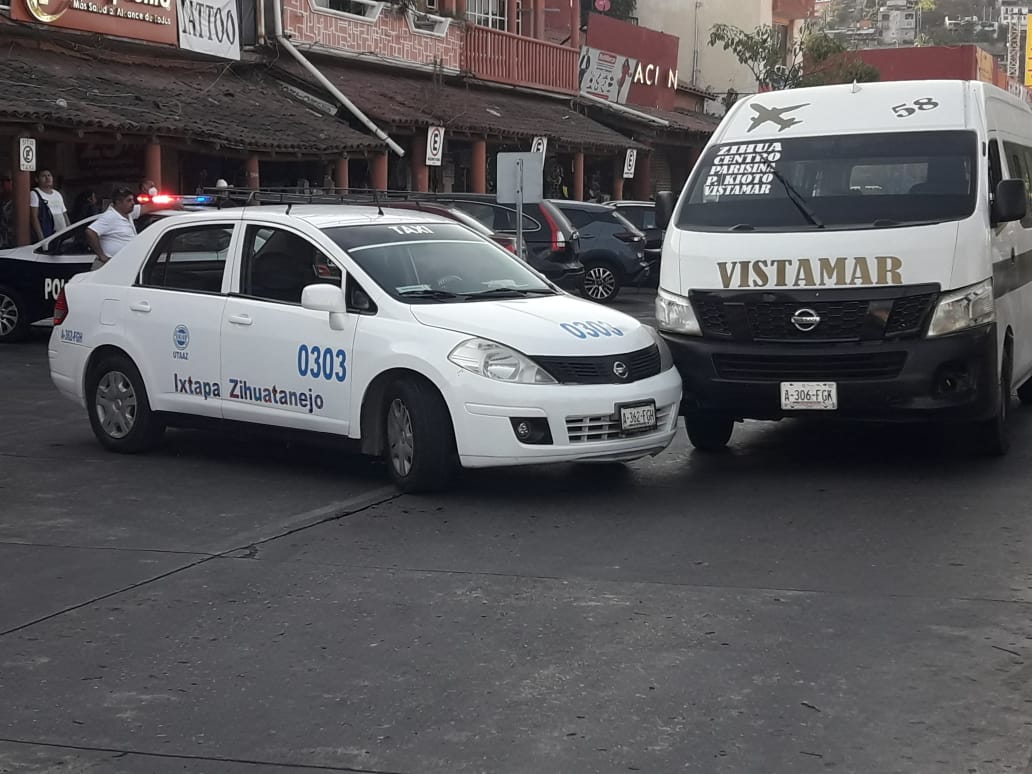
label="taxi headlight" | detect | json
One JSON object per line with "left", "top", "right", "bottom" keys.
{"left": 449, "top": 338, "right": 558, "bottom": 384}
{"left": 927, "top": 279, "right": 995, "bottom": 338}
{"left": 655, "top": 288, "right": 701, "bottom": 336}
{"left": 645, "top": 325, "right": 675, "bottom": 372}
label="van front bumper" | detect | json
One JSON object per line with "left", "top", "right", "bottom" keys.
{"left": 660, "top": 323, "right": 999, "bottom": 423}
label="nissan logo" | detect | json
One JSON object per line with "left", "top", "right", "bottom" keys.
{"left": 791, "top": 308, "right": 821, "bottom": 332}
{"left": 613, "top": 361, "right": 629, "bottom": 379}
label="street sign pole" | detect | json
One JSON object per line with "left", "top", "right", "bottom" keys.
{"left": 515, "top": 158, "right": 524, "bottom": 262}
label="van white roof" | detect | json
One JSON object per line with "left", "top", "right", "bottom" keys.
{"left": 714, "top": 80, "right": 1027, "bottom": 143}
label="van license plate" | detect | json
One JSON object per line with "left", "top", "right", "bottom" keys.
{"left": 620, "top": 402, "right": 657, "bottom": 432}
{"left": 780, "top": 382, "right": 838, "bottom": 411}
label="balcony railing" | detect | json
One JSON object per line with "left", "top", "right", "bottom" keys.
{"left": 464, "top": 25, "right": 578, "bottom": 94}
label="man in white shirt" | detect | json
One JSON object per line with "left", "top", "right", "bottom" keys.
{"left": 29, "top": 170, "right": 69, "bottom": 241}
{"left": 86, "top": 187, "right": 179, "bottom": 270}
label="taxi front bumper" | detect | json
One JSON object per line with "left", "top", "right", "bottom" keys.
{"left": 449, "top": 368, "right": 683, "bottom": 468}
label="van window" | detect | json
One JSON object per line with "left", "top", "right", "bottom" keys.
{"left": 1002, "top": 140, "right": 1032, "bottom": 224}
{"left": 678, "top": 130, "right": 978, "bottom": 232}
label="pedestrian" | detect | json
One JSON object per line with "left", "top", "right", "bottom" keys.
{"left": 0, "top": 175, "right": 13, "bottom": 249}
{"left": 30, "top": 170, "right": 69, "bottom": 242}
{"left": 70, "top": 190, "right": 100, "bottom": 224}
{"left": 86, "top": 186, "right": 180, "bottom": 270}
{"left": 139, "top": 179, "right": 158, "bottom": 198}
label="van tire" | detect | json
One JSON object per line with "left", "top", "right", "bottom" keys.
{"left": 0, "top": 285, "right": 30, "bottom": 343}
{"left": 581, "top": 261, "right": 622, "bottom": 304}
{"left": 1017, "top": 377, "right": 1032, "bottom": 405}
{"left": 383, "top": 378, "right": 456, "bottom": 493}
{"left": 971, "top": 354, "right": 1012, "bottom": 457}
{"left": 85, "top": 353, "right": 165, "bottom": 453}
{"left": 685, "top": 414, "right": 734, "bottom": 452}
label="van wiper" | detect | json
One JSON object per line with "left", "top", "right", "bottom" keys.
{"left": 462, "top": 287, "right": 555, "bottom": 300}
{"left": 398, "top": 289, "right": 460, "bottom": 300}
{"left": 756, "top": 155, "right": 825, "bottom": 229}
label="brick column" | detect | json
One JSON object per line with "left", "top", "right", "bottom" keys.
{"left": 145, "top": 142, "right": 162, "bottom": 191}
{"left": 569, "top": 0, "right": 580, "bottom": 49}
{"left": 410, "top": 134, "right": 429, "bottom": 193}
{"left": 572, "top": 151, "right": 585, "bottom": 201}
{"left": 534, "top": 0, "right": 545, "bottom": 40}
{"left": 471, "top": 139, "right": 487, "bottom": 194}
{"left": 245, "top": 155, "right": 260, "bottom": 189}
{"left": 11, "top": 137, "right": 30, "bottom": 246}
{"left": 633, "top": 151, "right": 652, "bottom": 200}
{"left": 507, "top": 0, "right": 518, "bottom": 33}
{"left": 612, "top": 157, "right": 625, "bottom": 201}
{"left": 335, "top": 157, "right": 349, "bottom": 192}
{"left": 370, "top": 152, "right": 389, "bottom": 190}
{"left": 455, "top": 0, "right": 466, "bottom": 19}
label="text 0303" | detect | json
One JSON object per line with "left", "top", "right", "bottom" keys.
{"left": 297, "top": 345, "right": 347, "bottom": 382}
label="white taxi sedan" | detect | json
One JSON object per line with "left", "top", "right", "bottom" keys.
{"left": 48, "top": 206, "right": 682, "bottom": 492}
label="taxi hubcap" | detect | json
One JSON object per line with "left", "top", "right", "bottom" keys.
{"left": 387, "top": 398, "right": 414, "bottom": 478}
{"left": 584, "top": 267, "right": 616, "bottom": 300}
{"left": 0, "top": 294, "right": 17, "bottom": 336}
{"left": 96, "top": 371, "right": 137, "bottom": 439}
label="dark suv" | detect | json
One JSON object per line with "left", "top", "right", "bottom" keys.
{"left": 550, "top": 201, "right": 650, "bottom": 303}
{"left": 406, "top": 194, "right": 583, "bottom": 290}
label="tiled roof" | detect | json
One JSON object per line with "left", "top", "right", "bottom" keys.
{"left": 276, "top": 59, "right": 644, "bottom": 152}
{"left": 0, "top": 44, "right": 383, "bottom": 154}
{"left": 611, "top": 104, "right": 722, "bottom": 134}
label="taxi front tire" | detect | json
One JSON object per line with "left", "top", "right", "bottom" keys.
{"left": 86, "top": 352, "right": 165, "bottom": 454}
{"left": 383, "top": 378, "right": 456, "bottom": 493}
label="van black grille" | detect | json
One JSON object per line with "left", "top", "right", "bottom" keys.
{"left": 713, "top": 352, "right": 908, "bottom": 381}
{"left": 746, "top": 300, "right": 868, "bottom": 340}
{"left": 536, "top": 345, "right": 661, "bottom": 384}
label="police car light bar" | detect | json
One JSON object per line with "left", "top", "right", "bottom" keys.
{"left": 137, "top": 194, "right": 216, "bottom": 205}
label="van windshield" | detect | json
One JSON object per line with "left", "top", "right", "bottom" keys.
{"left": 677, "top": 130, "right": 978, "bottom": 232}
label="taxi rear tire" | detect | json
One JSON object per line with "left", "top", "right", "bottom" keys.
{"left": 383, "top": 378, "right": 456, "bottom": 493}
{"left": 86, "top": 353, "right": 165, "bottom": 454}
{"left": 0, "top": 284, "right": 30, "bottom": 343}
{"left": 685, "top": 413, "right": 734, "bottom": 452}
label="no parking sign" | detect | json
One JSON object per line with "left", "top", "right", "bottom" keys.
{"left": 19, "top": 138, "right": 36, "bottom": 172}
{"left": 426, "top": 126, "right": 445, "bottom": 167}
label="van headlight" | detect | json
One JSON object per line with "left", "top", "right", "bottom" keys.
{"left": 927, "top": 279, "right": 995, "bottom": 337}
{"left": 655, "top": 288, "right": 701, "bottom": 336}
{"left": 449, "top": 338, "right": 557, "bottom": 384}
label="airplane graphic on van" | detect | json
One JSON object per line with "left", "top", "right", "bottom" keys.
{"left": 747, "top": 103, "right": 810, "bottom": 133}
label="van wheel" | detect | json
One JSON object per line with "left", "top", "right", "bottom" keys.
{"left": 384, "top": 378, "right": 456, "bottom": 493}
{"left": 1017, "top": 378, "right": 1032, "bottom": 405}
{"left": 0, "top": 285, "right": 29, "bottom": 343}
{"left": 971, "top": 354, "right": 1011, "bottom": 457}
{"left": 685, "top": 414, "right": 734, "bottom": 452}
{"left": 86, "top": 353, "right": 165, "bottom": 453}
{"left": 581, "top": 262, "right": 622, "bottom": 303}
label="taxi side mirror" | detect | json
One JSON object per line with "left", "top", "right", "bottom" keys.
{"left": 655, "top": 191, "right": 675, "bottom": 230}
{"left": 301, "top": 283, "right": 349, "bottom": 330}
{"left": 993, "top": 179, "right": 1027, "bottom": 224}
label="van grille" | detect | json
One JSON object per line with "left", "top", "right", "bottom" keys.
{"left": 713, "top": 352, "right": 908, "bottom": 381}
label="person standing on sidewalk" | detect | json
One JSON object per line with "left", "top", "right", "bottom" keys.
{"left": 86, "top": 187, "right": 179, "bottom": 270}
{"left": 29, "top": 170, "right": 69, "bottom": 242}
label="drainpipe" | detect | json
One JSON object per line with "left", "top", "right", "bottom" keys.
{"left": 271, "top": 0, "right": 405, "bottom": 157}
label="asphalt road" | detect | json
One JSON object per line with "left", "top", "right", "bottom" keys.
{"left": 3, "top": 295, "right": 1032, "bottom": 773}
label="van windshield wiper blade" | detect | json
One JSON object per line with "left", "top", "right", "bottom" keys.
{"left": 397, "top": 289, "right": 460, "bottom": 300}
{"left": 462, "top": 287, "right": 555, "bottom": 300}
{"left": 756, "top": 155, "right": 825, "bottom": 229}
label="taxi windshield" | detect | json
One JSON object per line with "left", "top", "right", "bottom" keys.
{"left": 677, "top": 130, "right": 979, "bottom": 232}
{"left": 324, "top": 223, "right": 554, "bottom": 303}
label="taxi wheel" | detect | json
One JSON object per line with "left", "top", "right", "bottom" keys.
{"left": 86, "top": 354, "right": 165, "bottom": 454}
{"left": 685, "top": 414, "right": 734, "bottom": 452}
{"left": 384, "top": 379, "right": 456, "bottom": 493}
{"left": 580, "top": 262, "right": 622, "bottom": 304}
{"left": 0, "top": 285, "right": 29, "bottom": 343}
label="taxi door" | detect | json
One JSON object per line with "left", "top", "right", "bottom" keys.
{"left": 220, "top": 223, "right": 357, "bottom": 435}
{"left": 124, "top": 221, "right": 236, "bottom": 417}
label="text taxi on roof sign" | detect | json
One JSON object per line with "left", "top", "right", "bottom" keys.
{"left": 47, "top": 201, "right": 682, "bottom": 492}
{"left": 653, "top": 79, "right": 1032, "bottom": 457}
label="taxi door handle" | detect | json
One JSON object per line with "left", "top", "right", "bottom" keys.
{"left": 228, "top": 314, "right": 253, "bottom": 326}
{"left": 129, "top": 301, "right": 151, "bottom": 313}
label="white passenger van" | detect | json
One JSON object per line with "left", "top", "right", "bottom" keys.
{"left": 654, "top": 80, "right": 1032, "bottom": 454}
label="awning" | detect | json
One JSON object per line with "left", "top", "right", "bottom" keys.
{"left": 0, "top": 42, "right": 384, "bottom": 155}
{"left": 274, "top": 59, "right": 645, "bottom": 153}
{"left": 582, "top": 99, "right": 720, "bottom": 147}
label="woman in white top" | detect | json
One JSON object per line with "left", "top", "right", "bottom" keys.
{"left": 29, "top": 170, "right": 69, "bottom": 241}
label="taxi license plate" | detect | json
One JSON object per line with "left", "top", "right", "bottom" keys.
{"left": 620, "top": 401, "right": 657, "bottom": 432}
{"left": 780, "top": 382, "right": 838, "bottom": 411}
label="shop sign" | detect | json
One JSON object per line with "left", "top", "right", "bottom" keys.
{"left": 19, "top": 139, "right": 37, "bottom": 173}
{"left": 12, "top": 0, "right": 177, "bottom": 45}
{"left": 426, "top": 126, "right": 445, "bottom": 167}
{"left": 178, "top": 0, "right": 240, "bottom": 60}
{"left": 531, "top": 136, "right": 548, "bottom": 156}
{"left": 579, "top": 46, "right": 636, "bottom": 104}
{"left": 622, "top": 149, "right": 637, "bottom": 179}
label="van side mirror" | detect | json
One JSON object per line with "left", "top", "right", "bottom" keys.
{"left": 994, "top": 179, "right": 1027, "bottom": 224}
{"left": 655, "top": 191, "right": 675, "bottom": 230}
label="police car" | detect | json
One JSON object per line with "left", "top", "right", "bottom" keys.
{"left": 0, "top": 196, "right": 212, "bottom": 343}
{"left": 48, "top": 205, "right": 682, "bottom": 491}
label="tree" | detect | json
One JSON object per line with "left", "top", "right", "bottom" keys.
{"left": 708, "top": 23, "right": 878, "bottom": 91}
